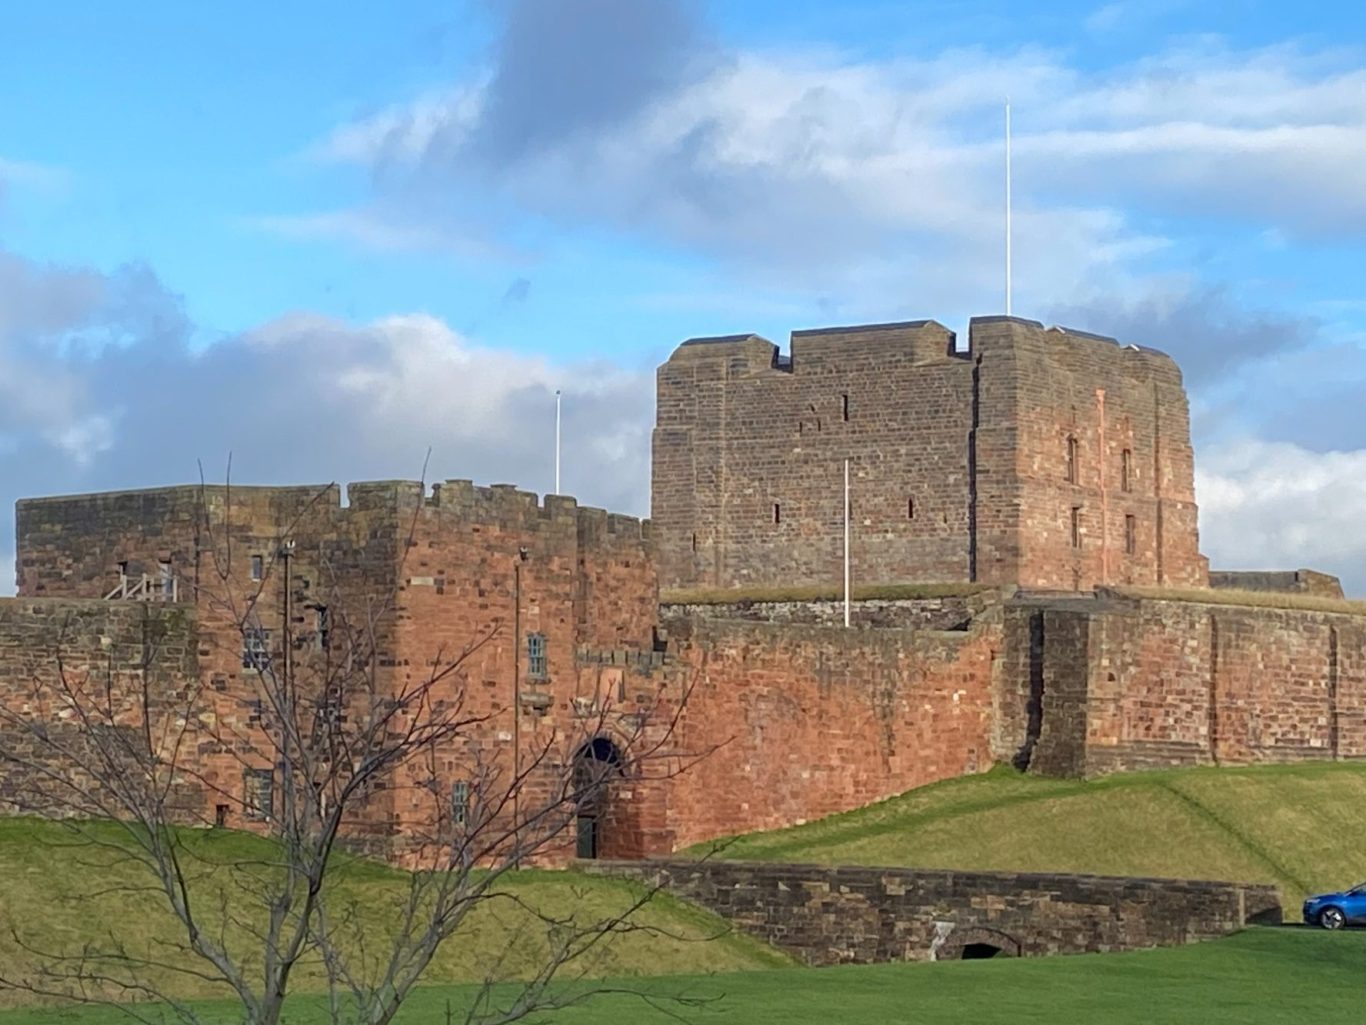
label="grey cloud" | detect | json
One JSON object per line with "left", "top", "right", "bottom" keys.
{"left": 468, "top": 0, "right": 712, "bottom": 163}
{"left": 1205, "top": 339, "right": 1366, "bottom": 453}
{"left": 0, "top": 251, "right": 652, "bottom": 595}
{"left": 1047, "top": 286, "right": 1318, "bottom": 385}
{"left": 500, "top": 276, "right": 531, "bottom": 306}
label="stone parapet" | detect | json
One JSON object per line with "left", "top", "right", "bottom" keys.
{"left": 585, "top": 859, "right": 1281, "bottom": 965}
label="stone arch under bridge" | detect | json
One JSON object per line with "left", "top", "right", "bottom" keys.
{"left": 934, "top": 926, "right": 1023, "bottom": 961}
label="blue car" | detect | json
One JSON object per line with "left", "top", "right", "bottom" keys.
{"left": 1303, "top": 884, "right": 1366, "bottom": 929}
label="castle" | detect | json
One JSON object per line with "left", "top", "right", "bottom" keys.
{"left": 3, "top": 315, "right": 1362, "bottom": 863}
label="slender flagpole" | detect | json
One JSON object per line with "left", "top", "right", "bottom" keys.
{"left": 1005, "top": 99, "right": 1013, "bottom": 317}
{"left": 554, "top": 390, "right": 562, "bottom": 495}
{"left": 843, "top": 458, "right": 851, "bottom": 629}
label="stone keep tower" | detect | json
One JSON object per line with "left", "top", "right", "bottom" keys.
{"left": 651, "top": 316, "right": 1208, "bottom": 593}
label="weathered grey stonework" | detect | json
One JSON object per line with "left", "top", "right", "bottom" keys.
{"left": 660, "top": 592, "right": 997, "bottom": 630}
{"left": 652, "top": 317, "right": 1208, "bottom": 593}
{"left": 586, "top": 860, "right": 1281, "bottom": 965}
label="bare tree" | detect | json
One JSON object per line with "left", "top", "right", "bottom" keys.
{"left": 0, "top": 473, "right": 702, "bottom": 1025}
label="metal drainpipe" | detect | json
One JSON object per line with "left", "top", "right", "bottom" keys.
{"left": 512, "top": 553, "right": 522, "bottom": 867}
{"left": 1096, "top": 389, "right": 1108, "bottom": 588}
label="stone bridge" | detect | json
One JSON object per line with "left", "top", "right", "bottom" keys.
{"left": 584, "top": 860, "right": 1282, "bottom": 965}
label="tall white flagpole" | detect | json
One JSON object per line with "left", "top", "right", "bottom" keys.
{"left": 1005, "top": 98, "right": 1013, "bottom": 317}
{"left": 843, "top": 458, "right": 851, "bottom": 629}
{"left": 554, "top": 390, "right": 562, "bottom": 495}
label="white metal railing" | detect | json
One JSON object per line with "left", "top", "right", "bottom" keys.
{"left": 104, "top": 572, "right": 179, "bottom": 603}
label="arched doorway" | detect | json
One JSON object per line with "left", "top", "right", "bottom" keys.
{"left": 573, "top": 737, "right": 623, "bottom": 859}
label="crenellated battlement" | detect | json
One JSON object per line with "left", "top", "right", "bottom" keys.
{"left": 654, "top": 313, "right": 1205, "bottom": 593}
{"left": 14, "top": 475, "right": 651, "bottom": 601}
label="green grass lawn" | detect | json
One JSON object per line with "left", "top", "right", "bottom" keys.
{"left": 0, "top": 818, "right": 788, "bottom": 1011}
{"left": 0, "top": 927, "right": 1356, "bottom": 1025}
{"left": 694, "top": 762, "right": 1366, "bottom": 908}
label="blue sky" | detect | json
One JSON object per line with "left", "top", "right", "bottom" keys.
{"left": 3, "top": 0, "right": 1366, "bottom": 591}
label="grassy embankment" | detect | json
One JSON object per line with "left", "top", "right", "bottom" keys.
{"left": 694, "top": 761, "right": 1366, "bottom": 909}
{"left": 0, "top": 818, "right": 787, "bottom": 1011}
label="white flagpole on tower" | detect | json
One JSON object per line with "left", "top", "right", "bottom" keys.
{"left": 554, "top": 390, "right": 562, "bottom": 495}
{"left": 1005, "top": 98, "right": 1013, "bottom": 317}
{"left": 843, "top": 458, "right": 851, "bottom": 629}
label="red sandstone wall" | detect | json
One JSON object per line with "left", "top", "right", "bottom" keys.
{"left": 653, "top": 322, "right": 976, "bottom": 591}
{"left": 15, "top": 485, "right": 339, "bottom": 600}
{"left": 658, "top": 612, "right": 1002, "bottom": 851}
{"left": 970, "top": 319, "right": 1206, "bottom": 591}
{"left": 0, "top": 597, "right": 201, "bottom": 815}
{"left": 10, "top": 480, "right": 666, "bottom": 863}
{"left": 652, "top": 317, "right": 1208, "bottom": 595}
{"left": 353, "top": 481, "right": 663, "bottom": 862}
{"left": 1034, "top": 598, "right": 1366, "bottom": 774}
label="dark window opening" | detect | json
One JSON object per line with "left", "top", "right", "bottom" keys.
{"left": 1070, "top": 507, "right": 1082, "bottom": 549}
{"left": 907, "top": 497, "right": 915, "bottom": 520}
{"left": 773, "top": 503, "right": 781, "bottom": 525}
{"left": 451, "top": 780, "right": 470, "bottom": 827}
{"left": 215, "top": 804, "right": 229, "bottom": 827}
{"left": 315, "top": 606, "right": 330, "bottom": 650}
{"left": 1066, "top": 436, "right": 1079, "bottom": 484}
{"left": 250, "top": 554, "right": 264, "bottom": 581}
{"left": 1121, "top": 448, "right": 1133, "bottom": 492}
{"left": 841, "top": 393, "right": 850, "bottom": 421}
{"left": 962, "top": 943, "right": 1005, "bottom": 960}
{"left": 243, "top": 768, "right": 274, "bottom": 821}
{"left": 527, "top": 632, "right": 548, "bottom": 681}
{"left": 1125, "top": 514, "right": 1137, "bottom": 556}
{"left": 691, "top": 532, "right": 697, "bottom": 552}
{"left": 243, "top": 627, "right": 270, "bottom": 670}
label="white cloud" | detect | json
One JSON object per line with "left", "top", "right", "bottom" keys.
{"left": 1198, "top": 439, "right": 1366, "bottom": 594}
{"left": 304, "top": 25, "right": 1366, "bottom": 312}
{"left": 0, "top": 251, "right": 653, "bottom": 596}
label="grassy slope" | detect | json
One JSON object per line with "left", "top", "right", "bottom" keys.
{"left": 0, "top": 819, "right": 788, "bottom": 1009}
{"left": 693, "top": 762, "right": 1366, "bottom": 907}
{"left": 0, "top": 927, "right": 1357, "bottom": 1025}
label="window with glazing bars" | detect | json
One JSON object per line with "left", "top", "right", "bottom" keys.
{"left": 451, "top": 780, "right": 470, "bottom": 827}
{"left": 243, "top": 627, "right": 270, "bottom": 670}
{"left": 527, "top": 632, "right": 548, "bottom": 680}
{"left": 243, "top": 768, "right": 274, "bottom": 820}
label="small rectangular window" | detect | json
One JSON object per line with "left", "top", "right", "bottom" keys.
{"left": 159, "top": 561, "right": 174, "bottom": 599}
{"left": 243, "top": 768, "right": 274, "bottom": 821}
{"left": 1066, "top": 436, "right": 1079, "bottom": 484}
{"left": 250, "top": 555, "right": 264, "bottom": 581}
{"left": 1122, "top": 449, "right": 1133, "bottom": 492}
{"left": 841, "top": 394, "right": 850, "bottom": 422}
{"left": 243, "top": 627, "right": 270, "bottom": 670}
{"left": 773, "top": 503, "right": 781, "bottom": 525}
{"left": 527, "top": 632, "right": 548, "bottom": 681}
{"left": 907, "top": 497, "right": 915, "bottom": 520}
{"left": 1125, "top": 514, "right": 1137, "bottom": 555}
{"left": 451, "top": 780, "right": 470, "bottom": 827}
{"left": 316, "top": 606, "right": 330, "bottom": 651}
{"left": 1070, "top": 506, "right": 1082, "bottom": 549}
